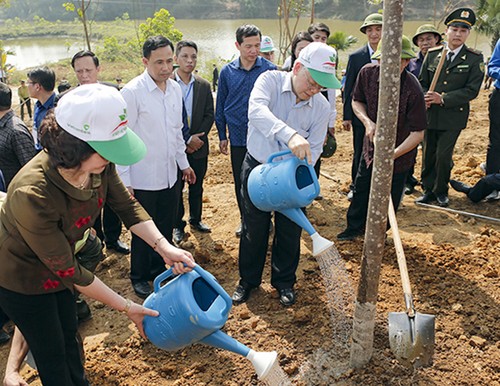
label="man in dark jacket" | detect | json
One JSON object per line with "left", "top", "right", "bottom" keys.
{"left": 173, "top": 40, "right": 215, "bottom": 244}
{"left": 342, "top": 13, "right": 383, "bottom": 199}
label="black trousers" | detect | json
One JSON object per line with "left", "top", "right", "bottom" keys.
{"left": 468, "top": 173, "right": 500, "bottom": 202}
{"left": 130, "top": 184, "right": 180, "bottom": 283}
{"left": 350, "top": 122, "right": 365, "bottom": 186}
{"left": 238, "top": 153, "right": 302, "bottom": 290}
{"left": 486, "top": 88, "right": 500, "bottom": 174}
{"left": 0, "top": 287, "right": 89, "bottom": 386}
{"left": 174, "top": 156, "right": 208, "bottom": 229}
{"left": 346, "top": 158, "right": 408, "bottom": 232}
{"left": 94, "top": 203, "right": 123, "bottom": 244}
{"left": 230, "top": 145, "right": 247, "bottom": 218}
{"left": 421, "top": 128, "right": 462, "bottom": 196}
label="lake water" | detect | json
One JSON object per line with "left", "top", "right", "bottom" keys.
{"left": 4, "top": 18, "right": 493, "bottom": 70}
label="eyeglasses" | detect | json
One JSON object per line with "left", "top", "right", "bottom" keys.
{"left": 303, "top": 70, "right": 322, "bottom": 92}
{"left": 26, "top": 81, "right": 37, "bottom": 86}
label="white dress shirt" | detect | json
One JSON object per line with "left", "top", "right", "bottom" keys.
{"left": 118, "top": 70, "right": 189, "bottom": 190}
{"left": 247, "top": 70, "right": 330, "bottom": 164}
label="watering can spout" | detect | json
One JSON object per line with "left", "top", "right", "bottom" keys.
{"left": 280, "top": 208, "right": 315, "bottom": 235}
{"left": 200, "top": 330, "right": 250, "bottom": 357}
{"left": 310, "top": 232, "right": 334, "bottom": 256}
{"left": 201, "top": 331, "right": 278, "bottom": 381}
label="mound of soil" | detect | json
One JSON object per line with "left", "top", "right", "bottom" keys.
{"left": 1, "top": 89, "right": 499, "bottom": 385}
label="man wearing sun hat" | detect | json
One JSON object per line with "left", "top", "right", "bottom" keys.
{"left": 343, "top": 12, "right": 383, "bottom": 201}
{"left": 417, "top": 8, "right": 484, "bottom": 208}
{"left": 232, "top": 42, "right": 341, "bottom": 307}
{"left": 408, "top": 24, "right": 442, "bottom": 78}
{"left": 337, "top": 36, "right": 426, "bottom": 241}
{"left": 259, "top": 35, "right": 276, "bottom": 63}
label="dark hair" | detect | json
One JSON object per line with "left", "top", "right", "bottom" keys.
{"left": 307, "top": 22, "right": 331, "bottom": 38}
{"left": 40, "top": 110, "right": 96, "bottom": 169}
{"left": 291, "top": 31, "right": 313, "bottom": 68}
{"left": 0, "top": 82, "right": 12, "bottom": 111}
{"left": 235, "top": 24, "right": 261, "bottom": 44}
{"left": 71, "top": 50, "right": 99, "bottom": 68}
{"left": 143, "top": 35, "right": 174, "bottom": 59}
{"left": 175, "top": 40, "right": 198, "bottom": 56}
{"left": 27, "top": 67, "right": 55, "bottom": 92}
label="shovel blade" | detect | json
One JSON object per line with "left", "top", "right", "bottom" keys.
{"left": 388, "top": 311, "right": 435, "bottom": 368}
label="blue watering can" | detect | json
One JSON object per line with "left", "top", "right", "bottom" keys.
{"left": 143, "top": 264, "right": 277, "bottom": 380}
{"left": 247, "top": 150, "right": 333, "bottom": 256}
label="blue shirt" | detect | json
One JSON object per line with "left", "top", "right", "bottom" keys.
{"left": 247, "top": 70, "right": 330, "bottom": 164}
{"left": 408, "top": 51, "right": 425, "bottom": 78}
{"left": 33, "top": 92, "right": 56, "bottom": 150}
{"left": 215, "top": 56, "right": 276, "bottom": 147}
{"left": 488, "top": 38, "right": 500, "bottom": 89}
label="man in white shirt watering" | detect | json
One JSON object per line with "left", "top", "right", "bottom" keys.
{"left": 119, "top": 36, "right": 196, "bottom": 299}
{"left": 232, "top": 42, "right": 341, "bottom": 307}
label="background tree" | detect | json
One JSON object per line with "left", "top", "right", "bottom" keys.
{"left": 138, "top": 8, "right": 183, "bottom": 46}
{"left": 276, "top": 0, "right": 308, "bottom": 65}
{"left": 63, "top": 0, "right": 93, "bottom": 51}
{"left": 476, "top": 0, "right": 500, "bottom": 51}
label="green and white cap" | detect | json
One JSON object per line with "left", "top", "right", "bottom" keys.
{"left": 55, "top": 83, "right": 146, "bottom": 166}
{"left": 297, "top": 42, "right": 342, "bottom": 89}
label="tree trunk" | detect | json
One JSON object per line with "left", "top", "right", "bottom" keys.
{"left": 349, "top": 0, "right": 404, "bottom": 368}
{"left": 81, "top": 0, "right": 92, "bottom": 51}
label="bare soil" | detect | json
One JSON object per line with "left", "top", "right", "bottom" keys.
{"left": 1, "top": 89, "right": 499, "bottom": 385}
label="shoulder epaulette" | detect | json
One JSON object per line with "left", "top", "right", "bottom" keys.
{"left": 466, "top": 46, "right": 482, "bottom": 55}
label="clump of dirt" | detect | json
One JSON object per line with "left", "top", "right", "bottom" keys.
{"left": 1, "top": 89, "right": 499, "bottom": 385}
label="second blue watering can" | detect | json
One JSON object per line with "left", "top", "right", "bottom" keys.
{"left": 247, "top": 150, "right": 320, "bottom": 212}
{"left": 247, "top": 150, "right": 333, "bottom": 256}
{"left": 142, "top": 264, "right": 278, "bottom": 380}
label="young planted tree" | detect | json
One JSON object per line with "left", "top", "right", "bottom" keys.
{"left": 349, "top": 0, "right": 405, "bottom": 368}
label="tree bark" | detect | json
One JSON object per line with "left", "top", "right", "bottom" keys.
{"left": 349, "top": 0, "right": 404, "bottom": 368}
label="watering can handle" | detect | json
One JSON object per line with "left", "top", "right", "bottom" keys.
{"left": 266, "top": 150, "right": 292, "bottom": 164}
{"left": 152, "top": 264, "right": 233, "bottom": 317}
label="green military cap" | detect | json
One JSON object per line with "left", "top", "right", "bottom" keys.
{"left": 412, "top": 24, "right": 442, "bottom": 46}
{"left": 371, "top": 35, "right": 417, "bottom": 60}
{"left": 360, "top": 13, "right": 383, "bottom": 34}
{"left": 444, "top": 8, "right": 476, "bottom": 29}
{"left": 321, "top": 133, "right": 337, "bottom": 158}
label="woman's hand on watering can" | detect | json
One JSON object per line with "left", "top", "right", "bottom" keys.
{"left": 288, "top": 133, "right": 312, "bottom": 164}
{"left": 125, "top": 301, "right": 159, "bottom": 339}
{"left": 157, "top": 241, "right": 195, "bottom": 274}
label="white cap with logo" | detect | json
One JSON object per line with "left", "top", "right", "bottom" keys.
{"left": 55, "top": 83, "right": 146, "bottom": 165}
{"left": 297, "top": 42, "right": 341, "bottom": 89}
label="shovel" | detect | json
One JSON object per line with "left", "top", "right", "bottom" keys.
{"left": 387, "top": 197, "right": 435, "bottom": 368}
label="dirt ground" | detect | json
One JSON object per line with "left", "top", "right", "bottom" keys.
{"left": 1, "top": 89, "right": 499, "bottom": 385}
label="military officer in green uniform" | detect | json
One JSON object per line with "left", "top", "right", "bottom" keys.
{"left": 416, "top": 8, "right": 484, "bottom": 207}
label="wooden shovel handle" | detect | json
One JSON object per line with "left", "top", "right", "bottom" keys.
{"left": 387, "top": 197, "right": 413, "bottom": 297}
{"left": 428, "top": 46, "right": 448, "bottom": 93}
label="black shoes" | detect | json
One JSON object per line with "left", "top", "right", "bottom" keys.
{"left": 314, "top": 194, "right": 323, "bottom": 201}
{"left": 106, "top": 239, "right": 130, "bottom": 254}
{"left": 235, "top": 223, "right": 242, "bottom": 238}
{"left": 132, "top": 281, "right": 152, "bottom": 299}
{"left": 232, "top": 283, "right": 254, "bottom": 304}
{"left": 190, "top": 221, "right": 211, "bottom": 233}
{"left": 337, "top": 228, "right": 364, "bottom": 241}
{"left": 450, "top": 179, "right": 471, "bottom": 195}
{"left": 0, "top": 329, "right": 10, "bottom": 345}
{"left": 76, "top": 299, "right": 92, "bottom": 323}
{"left": 415, "top": 192, "right": 436, "bottom": 204}
{"left": 436, "top": 194, "right": 449, "bottom": 207}
{"left": 279, "top": 288, "right": 296, "bottom": 307}
{"left": 173, "top": 228, "right": 185, "bottom": 245}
